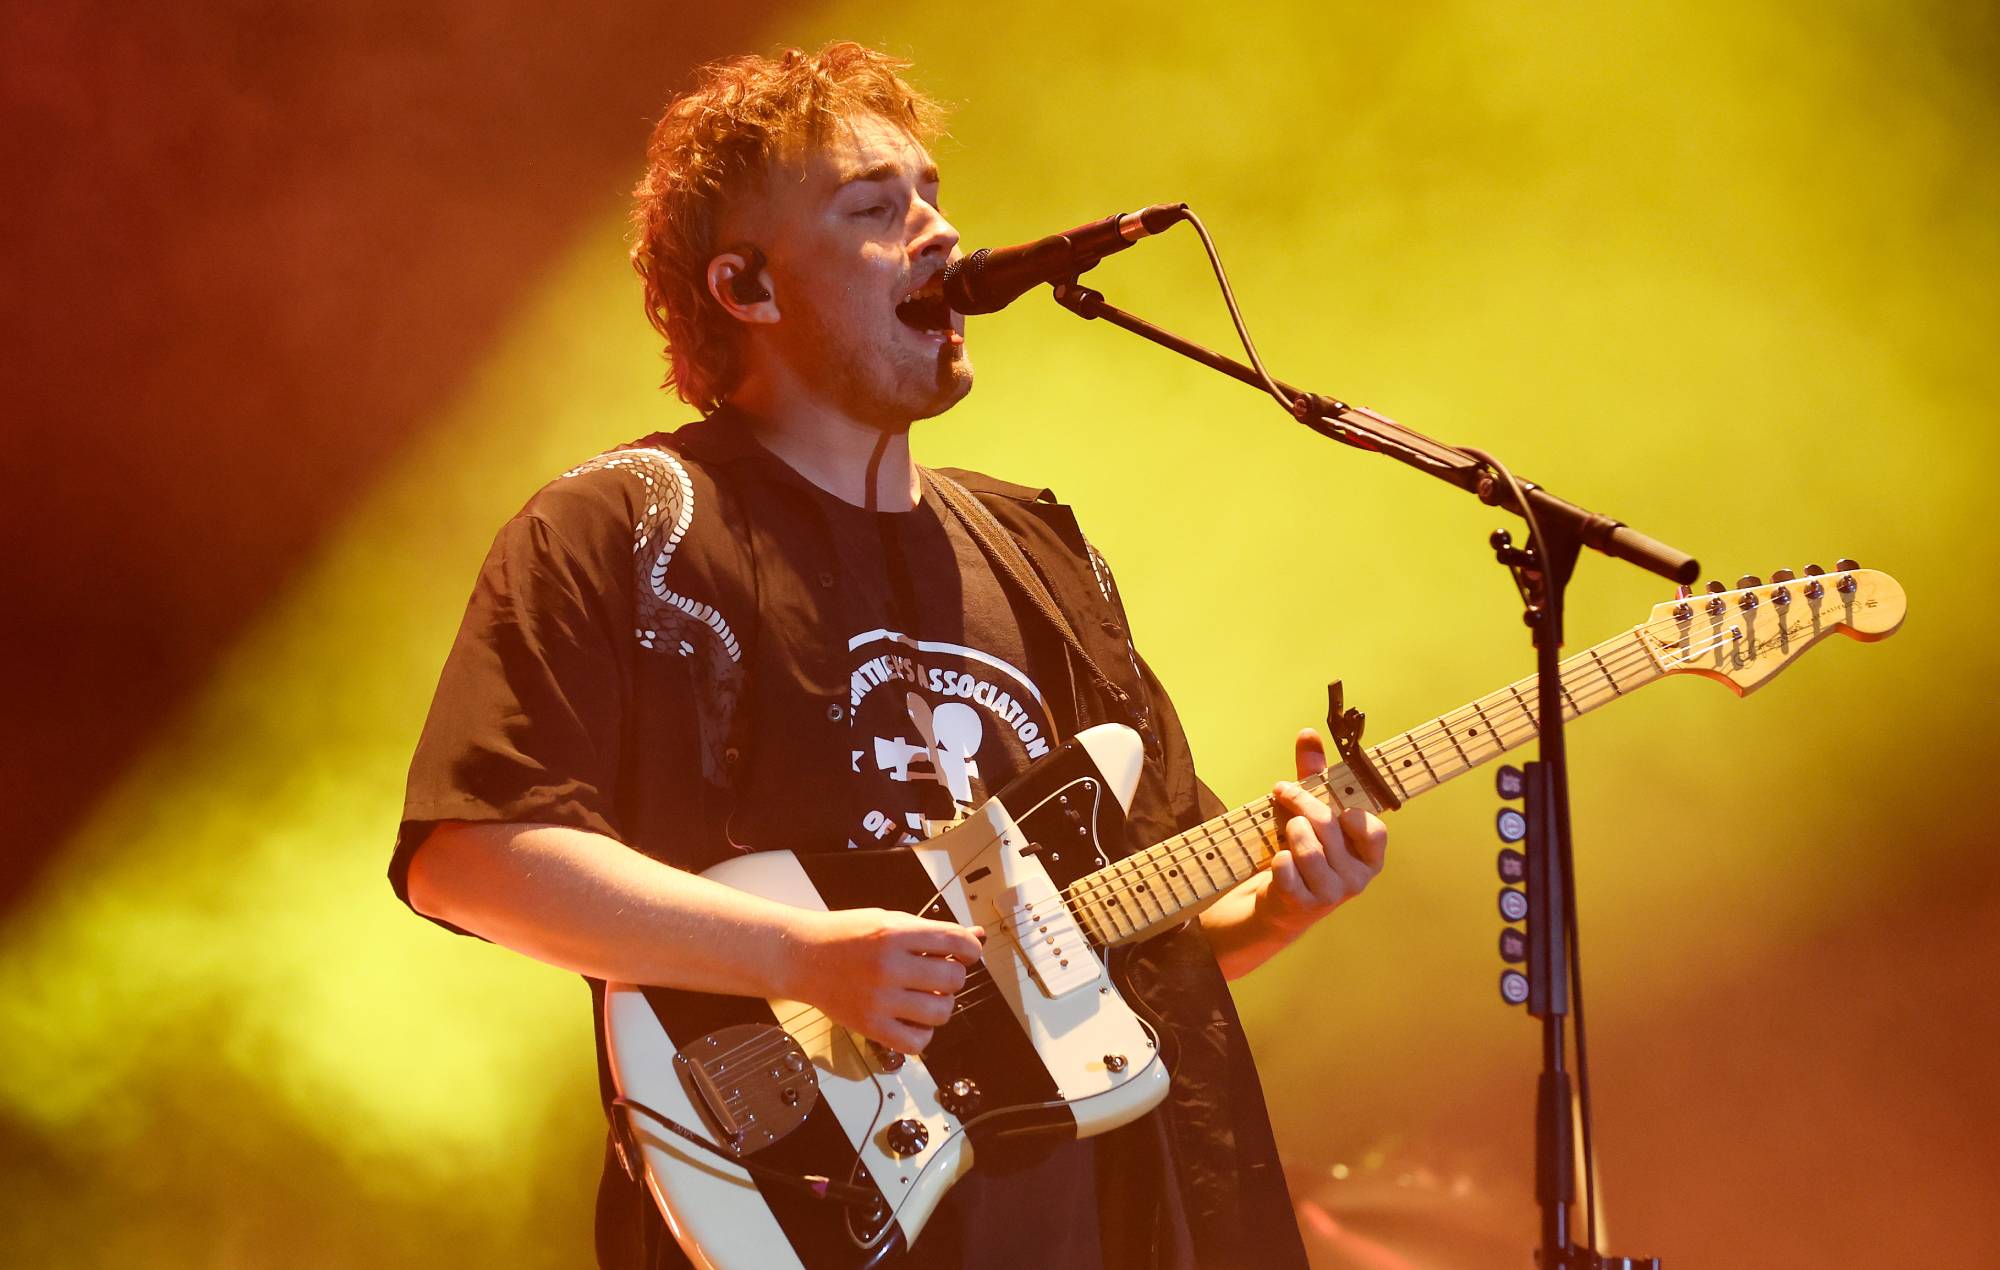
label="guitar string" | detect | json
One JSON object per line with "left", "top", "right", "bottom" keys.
{"left": 703, "top": 625, "right": 1712, "bottom": 1089}
{"left": 691, "top": 607, "right": 1800, "bottom": 1077}
{"left": 716, "top": 605, "right": 1813, "bottom": 1087}
{"left": 701, "top": 916, "right": 1109, "bottom": 1103}
{"left": 1066, "top": 624, "right": 1726, "bottom": 928}
{"left": 677, "top": 608, "right": 1812, "bottom": 1110}
{"left": 694, "top": 593, "right": 1862, "bottom": 1121}
{"left": 697, "top": 779, "right": 1134, "bottom": 1073}
{"left": 1092, "top": 608, "right": 1795, "bottom": 929}
{"left": 692, "top": 801, "right": 1135, "bottom": 1076}
{"left": 1062, "top": 620, "right": 1757, "bottom": 936}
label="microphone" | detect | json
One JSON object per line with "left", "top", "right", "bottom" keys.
{"left": 943, "top": 202, "right": 1187, "bottom": 315}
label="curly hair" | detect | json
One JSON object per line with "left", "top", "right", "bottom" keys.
{"left": 629, "top": 42, "right": 948, "bottom": 412}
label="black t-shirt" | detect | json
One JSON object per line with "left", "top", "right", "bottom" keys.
{"left": 733, "top": 479, "right": 1058, "bottom": 850}
{"left": 394, "top": 426, "right": 1103, "bottom": 1268}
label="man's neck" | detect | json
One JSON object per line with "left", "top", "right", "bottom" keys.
{"left": 726, "top": 382, "right": 921, "bottom": 512}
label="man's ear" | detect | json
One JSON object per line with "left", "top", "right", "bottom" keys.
{"left": 706, "top": 246, "right": 778, "bottom": 323}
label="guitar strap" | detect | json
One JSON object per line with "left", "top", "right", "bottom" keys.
{"left": 920, "top": 468, "right": 1139, "bottom": 745}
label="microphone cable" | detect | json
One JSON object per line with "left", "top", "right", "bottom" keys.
{"left": 1170, "top": 210, "right": 1601, "bottom": 1249}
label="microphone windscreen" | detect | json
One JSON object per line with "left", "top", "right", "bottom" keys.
{"left": 942, "top": 248, "right": 998, "bottom": 315}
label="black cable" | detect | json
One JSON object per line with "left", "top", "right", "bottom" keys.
{"left": 608, "top": 1095, "right": 880, "bottom": 1209}
{"left": 1561, "top": 797, "right": 1598, "bottom": 1253}
{"left": 1180, "top": 208, "right": 1296, "bottom": 417}
{"left": 1459, "top": 443, "right": 1599, "bottom": 1255}
{"left": 1163, "top": 206, "right": 1604, "bottom": 1251}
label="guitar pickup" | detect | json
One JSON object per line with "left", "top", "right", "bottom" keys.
{"left": 1000, "top": 879, "right": 1097, "bottom": 999}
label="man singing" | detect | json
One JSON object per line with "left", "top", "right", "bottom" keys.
{"left": 391, "top": 41, "right": 1387, "bottom": 1270}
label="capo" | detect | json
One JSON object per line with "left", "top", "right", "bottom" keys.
{"left": 1327, "top": 681, "right": 1401, "bottom": 812}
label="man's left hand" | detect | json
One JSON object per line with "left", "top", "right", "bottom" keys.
{"left": 1263, "top": 727, "right": 1389, "bottom": 931}
{"left": 1199, "top": 727, "right": 1389, "bottom": 978}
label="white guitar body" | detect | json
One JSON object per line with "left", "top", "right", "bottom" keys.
{"left": 604, "top": 724, "right": 1169, "bottom": 1270}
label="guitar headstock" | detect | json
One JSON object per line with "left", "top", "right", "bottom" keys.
{"left": 1637, "top": 559, "right": 1906, "bottom": 696}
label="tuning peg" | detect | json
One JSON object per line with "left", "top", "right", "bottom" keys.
{"left": 1771, "top": 568, "right": 1796, "bottom": 583}
{"left": 1705, "top": 579, "right": 1727, "bottom": 592}
{"left": 1704, "top": 580, "right": 1727, "bottom": 616}
{"left": 1736, "top": 575, "right": 1761, "bottom": 609}
{"left": 1802, "top": 564, "right": 1824, "bottom": 576}
{"left": 1835, "top": 557, "right": 1860, "bottom": 572}
{"left": 1836, "top": 557, "right": 1860, "bottom": 593}
{"left": 1674, "top": 584, "right": 1694, "bottom": 599}
{"left": 1802, "top": 564, "right": 1825, "bottom": 599}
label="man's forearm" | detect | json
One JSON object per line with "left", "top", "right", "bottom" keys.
{"left": 405, "top": 821, "right": 810, "bottom": 999}
{"left": 405, "top": 822, "right": 987, "bottom": 1054}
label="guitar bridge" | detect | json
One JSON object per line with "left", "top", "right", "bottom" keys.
{"left": 672, "top": 1024, "right": 820, "bottom": 1157}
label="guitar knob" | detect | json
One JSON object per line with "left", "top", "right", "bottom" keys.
{"left": 884, "top": 1118, "right": 930, "bottom": 1158}
{"left": 938, "top": 1076, "right": 983, "bottom": 1119}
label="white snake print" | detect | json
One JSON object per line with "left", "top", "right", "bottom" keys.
{"left": 562, "top": 448, "right": 741, "bottom": 663}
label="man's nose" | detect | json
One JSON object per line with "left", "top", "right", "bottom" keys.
{"left": 911, "top": 200, "right": 959, "bottom": 261}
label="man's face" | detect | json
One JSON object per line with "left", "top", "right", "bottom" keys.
{"left": 750, "top": 112, "right": 971, "bottom": 427}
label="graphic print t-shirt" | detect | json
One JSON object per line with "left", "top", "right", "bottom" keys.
{"left": 393, "top": 431, "right": 1108, "bottom": 1269}
{"left": 738, "top": 479, "right": 1061, "bottom": 853}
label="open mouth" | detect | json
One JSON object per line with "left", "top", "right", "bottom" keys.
{"left": 894, "top": 279, "right": 955, "bottom": 336}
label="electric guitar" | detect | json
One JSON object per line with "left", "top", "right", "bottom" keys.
{"left": 604, "top": 563, "right": 1905, "bottom": 1270}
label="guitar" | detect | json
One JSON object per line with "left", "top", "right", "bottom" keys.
{"left": 604, "top": 563, "right": 1906, "bottom": 1270}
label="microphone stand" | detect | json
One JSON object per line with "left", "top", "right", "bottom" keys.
{"left": 1050, "top": 277, "right": 1685, "bottom": 1270}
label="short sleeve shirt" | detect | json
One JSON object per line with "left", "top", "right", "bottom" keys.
{"left": 393, "top": 412, "right": 1107, "bottom": 1268}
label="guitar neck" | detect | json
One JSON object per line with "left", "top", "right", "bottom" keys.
{"left": 1068, "top": 628, "right": 1668, "bottom": 947}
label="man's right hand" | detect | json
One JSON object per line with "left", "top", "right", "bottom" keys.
{"left": 788, "top": 907, "right": 985, "bottom": 1055}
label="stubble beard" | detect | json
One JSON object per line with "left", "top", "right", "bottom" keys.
{"left": 795, "top": 304, "right": 974, "bottom": 429}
